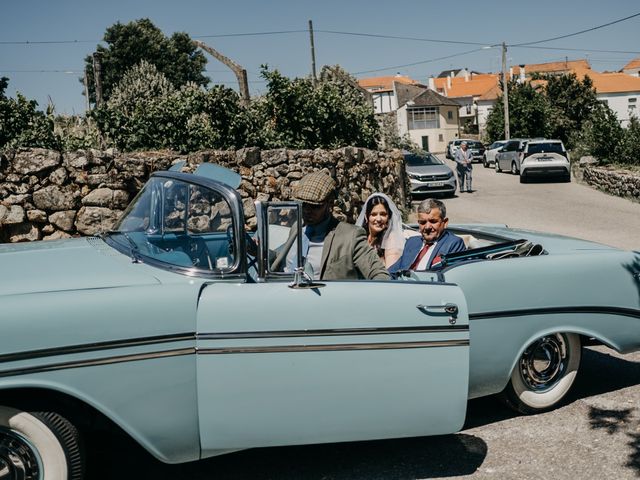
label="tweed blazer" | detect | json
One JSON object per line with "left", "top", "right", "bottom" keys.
{"left": 319, "top": 217, "right": 389, "bottom": 281}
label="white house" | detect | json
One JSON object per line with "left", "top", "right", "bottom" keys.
{"left": 589, "top": 72, "right": 640, "bottom": 126}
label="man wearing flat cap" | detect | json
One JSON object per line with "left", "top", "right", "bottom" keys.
{"left": 291, "top": 170, "right": 389, "bottom": 281}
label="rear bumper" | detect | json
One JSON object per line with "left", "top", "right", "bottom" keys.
{"left": 521, "top": 159, "right": 570, "bottom": 177}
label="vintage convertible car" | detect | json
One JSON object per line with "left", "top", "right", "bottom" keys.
{"left": 1, "top": 164, "right": 639, "bottom": 479}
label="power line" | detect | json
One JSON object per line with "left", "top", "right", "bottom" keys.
{"left": 316, "top": 30, "right": 491, "bottom": 47}
{"left": 511, "top": 11, "right": 640, "bottom": 47}
{"left": 194, "top": 30, "right": 306, "bottom": 38}
{"left": 509, "top": 44, "right": 640, "bottom": 55}
{"left": 353, "top": 47, "right": 494, "bottom": 75}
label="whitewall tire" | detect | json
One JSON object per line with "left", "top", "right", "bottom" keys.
{"left": 0, "top": 407, "right": 83, "bottom": 480}
{"left": 501, "top": 333, "right": 581, "bottom": 414}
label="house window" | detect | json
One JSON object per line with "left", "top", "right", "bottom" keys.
{"left": 438, "top": 134, "right": 444, "bottom": 142}
{"left": 466, "top": 104, "right": 472, "bottom": 115}
{"left": 629, "top": 98, "right": 637, "bottom": 103}
{"left": 408, "top": 107, "right": 439, "bottom": 130}
{"left": 447, "top": 110, "right": 453, "bottom": 120}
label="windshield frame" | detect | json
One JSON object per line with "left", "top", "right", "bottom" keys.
{"left": 104, "top": 171, "right": 247, "bottom": 278}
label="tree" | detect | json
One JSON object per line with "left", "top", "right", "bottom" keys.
{"left": 572, "top": 103, "right": 624, "bottom": 164}
{"left": 83, "top": 18, "right": 208, "bottom": 104}
{"left": 0, "top": 77, "right": 60, "bottom": 149}
{"left": 91, "top": 62, "right": 247, "bottom": 152}
{"left": 255, "top": 66, "right": 379, "bottom": 149}
{"left": 485, "top": 79, "right": 550, "bottom": 143}
{"left": 545, "top": 74, "right": 601, "bottom": 147}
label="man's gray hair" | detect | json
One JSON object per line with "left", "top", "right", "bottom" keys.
{"left": 417, "top": 198, "right": 446, "bottom": 219}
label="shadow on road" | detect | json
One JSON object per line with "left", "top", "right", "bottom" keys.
{"left": 88, "top": 432, "right": 487, "bottom": 479}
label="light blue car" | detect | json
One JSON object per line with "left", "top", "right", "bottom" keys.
{"left": 1, "top": 164, "right": 639, "bottom": 479}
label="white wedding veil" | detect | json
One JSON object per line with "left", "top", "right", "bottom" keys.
{"left": 355, "top": 193, "right": 405, "bottom": 252}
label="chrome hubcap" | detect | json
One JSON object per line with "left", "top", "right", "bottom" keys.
{"left": 519, "top": 334, "right": 568, "bottom": 391}
{"left": 0, "top": 429, "right": 40, "bottom": 480}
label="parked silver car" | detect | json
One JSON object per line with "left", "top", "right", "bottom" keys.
{"left": 483, "top": 140, "right": 507, "bottom": 168}
{"left": 520, "top": 139, "right": 571, "bottom": 183}
{"left": 495, "top": 138, "right": 530, "bottom": 174}
{"left": 404, "top": 152, "right": 457, "bottom": 197}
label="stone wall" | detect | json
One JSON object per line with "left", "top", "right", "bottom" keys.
{"left": 0, "top": 147, "right": 408, "bottom": 243}
{"left": 582, "top": 165, "right": 640, "bottom": 201}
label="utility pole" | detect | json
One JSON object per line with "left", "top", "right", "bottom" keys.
{"left": 194, "top": 40, "right": 250, "bottom": 106}
{"left": 92, "top": 52, "right": 103, "bottom": 108}
{"left": 83, "top": 67, "right": 91, "bottom": 113}
{"left": 501, "top": 42, "right": 510, "bottom": 140}
{"left": 309, "top": 20, "right": 317, "bottom": 86}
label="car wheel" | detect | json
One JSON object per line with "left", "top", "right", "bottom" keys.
{"left": 495, "top": 160, "right": 501, "bottom": 172}
{"left": 519, "top": 174, "right": 527, "bottom": 184}
{"left": 563, "top": 173, "right": 571, "bottom": 183}
{"left": 500, "top": 333, "right": 581, "bottom": 414}
{"left": 510, "top": 162, "right": 519, "bottom": 175}
{"left": 482, "top": 156, "right": 488, "bottom": 168}
{"left": 0, "top": 407, "right": 84, "bottom": 480}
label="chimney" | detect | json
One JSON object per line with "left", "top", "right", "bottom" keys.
{"left": 464, "top": 68, "right": 470, "bottom": 82}
{"left": 447, "top": 76, "right": 452, "bottom": 89}
{"left": 509, "top": 67, "right": 514, "bottom": 79}
{"left": 450, "top": 71, "right": 455, "bottom": 78}
{"left": 428, "top": 76, "right": 435, "bottom": 90}
{"left": 519, "top": 65, "right": 526, "bottom": 82}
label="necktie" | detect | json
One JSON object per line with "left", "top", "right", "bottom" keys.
{"left": 410, "top": 242, "right": 431, "bottom": 270}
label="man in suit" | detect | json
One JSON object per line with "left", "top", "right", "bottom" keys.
{"left": 389, "top": 198, "right": 465, "bottom": 275}
{"left": 292, "top": 170, "right": 389, "bottom": 281}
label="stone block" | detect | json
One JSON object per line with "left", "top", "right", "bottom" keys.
{"left": 33, "top": 185, "right": 79, "bottom": 211}
{"left": 12, "top": 148, "right": 61, "bottom": 175}
{"left": 27, "top": 209, "right": 48, "bottom": 223}
{"left": 9, "top": 223, "right": 40, "bottom": 242}
{"left": 75, "top": 207, "right": 122, "bottom": 235}
{"left": 49, "top": 210, "right": 77, "bottom": 232}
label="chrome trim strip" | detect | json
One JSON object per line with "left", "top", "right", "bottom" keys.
{"left": 470, "top": 306, "right": 640, "bottom": 321}
{"left": 0, "top": 348, "right": 195, "bottom": 379}
{"left": 199, "top": 339, "right": 469, "bottom": 354}
{"left": 0, "top": 333, "right": 196, "bottom": 364}
{"left": 198, "top": 325, "right": 469, "bottom": 340}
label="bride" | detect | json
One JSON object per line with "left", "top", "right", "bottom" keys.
{"left": 356, "top": 193, "right": 405, "bottom": 268}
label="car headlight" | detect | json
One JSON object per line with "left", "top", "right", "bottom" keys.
{"left": 446, "top": 171, "right": 454, "bottom": 179}
{"left": 408, "top": 173, "right": 419, "bottom": 179}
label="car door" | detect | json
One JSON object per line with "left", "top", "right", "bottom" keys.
{"left": 195, "top": 279, "right": 470, "bottom": 454}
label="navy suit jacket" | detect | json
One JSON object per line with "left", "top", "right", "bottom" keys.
{"left": 389, "top": 230, "right": 466, "bottom": 274}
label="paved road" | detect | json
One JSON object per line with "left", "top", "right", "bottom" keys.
{"left": 90, "top": 164, "right": 640, "bottom": 479}
{"left": 410, "top": 157, "right": 640, "bottom": 251}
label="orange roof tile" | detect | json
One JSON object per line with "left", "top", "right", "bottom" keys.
{"left": 432, "top": 73, "right": 499, "bottom": 99}
{"left": 358, "top": 75, "right": 419, "bottom": 92}
{"left": 586, "top": 71, "right": 640, "bottom": 94}
{"left": 623, "top": 57, "right": 640, "bottom": 71}
{"left": 517, "top": 59, "right": 591, "bottom": 74}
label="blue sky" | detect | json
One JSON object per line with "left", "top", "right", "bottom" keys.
{"left": 1, "top": 0, "right": 639, "bottom": 114}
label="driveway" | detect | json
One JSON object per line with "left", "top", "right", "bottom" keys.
{"left": 410, "top": 157, "right": 640, "bottom": 251}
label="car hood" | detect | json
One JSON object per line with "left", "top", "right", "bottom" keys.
{"left": 406, "top": 164, "right": 453, "bottom": 176}
{"left": 0, "top": 237, "right": 160, "bottom": 297}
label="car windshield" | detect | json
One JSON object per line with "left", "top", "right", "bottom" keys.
{"left": 527, "top": 142, "right": 564, "bottom": 154}
{"left": 105, "top": 176, "right": 237, "bottom": 273}
{"left": 490, "top": 142, "right": 506, "bottom": 149}
{"left": 467, "top": 142, "right": 483, "bottom": 148}
{"left": 405, "top": 154, "right": 443, "bottom": 166}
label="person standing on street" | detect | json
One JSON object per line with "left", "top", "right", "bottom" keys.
{"left": 454, "top": 141, "right": 473, "bottom": 193}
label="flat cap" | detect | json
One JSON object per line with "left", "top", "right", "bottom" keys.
{"left": 293, "top": 171, "right": 336, "bottom": 205}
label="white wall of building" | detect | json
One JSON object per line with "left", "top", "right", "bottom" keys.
{"left": 476, "top": 100, "right": 496, "bottom": 138}
{"left": 372, "top": 91, "right": 396, "bottom": 114}
{"left": 597, "top": 91, "right": 640, "bottom": 127}
{"left": 397, "top": 105, "right": 459, "bottom": 153}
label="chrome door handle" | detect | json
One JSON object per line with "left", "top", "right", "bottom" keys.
{"left": 417, "top": 303, "right": 459, "bottom": 324}
{"left": 417, "top": 303, "right": 458, "bottom": 315}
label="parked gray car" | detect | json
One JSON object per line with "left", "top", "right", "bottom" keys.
{"left": 405, "top": 152, "right": 457, "bottom": 197}
{"left": 495, "top": 138, "right": 530, "bottom": 174}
